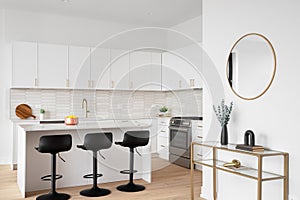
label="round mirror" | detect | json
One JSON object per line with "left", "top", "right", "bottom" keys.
{"left": 226, "top": 33, "right": 276, "bottom": 100}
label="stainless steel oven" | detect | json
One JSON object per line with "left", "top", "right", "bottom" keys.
{"left": 169, "top": 117, "right": 202, "bottom": 168}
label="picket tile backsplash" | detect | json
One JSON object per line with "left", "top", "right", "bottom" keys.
{"left": 10, "top": 88, "right": 202, "bottom": 120}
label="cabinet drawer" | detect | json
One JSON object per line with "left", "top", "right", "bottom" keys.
{"left": 192, "top": 128, "right": 203, "bottom": 142}
{"left": 158, "top": 127, "right": 169, "bottom": 138}
{"left": 158, "top": 118, "right": 170, "bottom": 126}
{"left": 157, "top": 136, "right": 169, "bottom": 160}
{"left": 193, "top": 145, "right": 202, "bottom": 161}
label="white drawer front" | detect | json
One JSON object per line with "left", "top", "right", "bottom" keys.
{"left": 157, "top": 136, "right": 169, "bottom": 160}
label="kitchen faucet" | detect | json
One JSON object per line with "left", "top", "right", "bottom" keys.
{"left": 82, "top": 98, "right": 90, "bottom": 118}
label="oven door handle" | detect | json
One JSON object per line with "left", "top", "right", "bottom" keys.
{"left": 169, "top": 126, "right": 189, "bottom": 132}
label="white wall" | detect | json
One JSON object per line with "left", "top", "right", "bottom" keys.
{"left": 4, "top": 9, "right": 137, "bottom": 47}
{"left": 0, "top": 9, "right": 13, "bottom": 164}
{"left": 167, "top": 16, "right": 202, "bottom": 49}
{"left": 203, "top": 0, "right": 300, "bottom": 199}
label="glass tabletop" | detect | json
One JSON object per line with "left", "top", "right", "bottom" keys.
{"left": 193, "top": 141, "right": 287, "bottom": 156}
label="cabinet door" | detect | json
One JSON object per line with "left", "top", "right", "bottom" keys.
{"left": 162, "top": 52, "right": 188, "bottom": 90}
{"left": 38, "top": 43, "right": 68, "bottom": 88}
{"left": 130, "top": 51, "right": 151, "bottom": 90}
{"left": 149, "top": 52, "right": 162, "bottom": 90}
{"left": 91, "top": 48, "right": 110, "bottom": 89}
{"left": 110, "top": 49, "right": 130, "bottom": 89}
{"left": 130, "top": 51, "right": 162, "bottom": 91}
{"left": 68, "top": 46, "right": 90, "bottom": 89}
{"left": 12, "top": 42, "right": 37, "bottom": 87}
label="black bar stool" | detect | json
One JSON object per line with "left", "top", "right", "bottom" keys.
{"left": 115, "top": 130, "right": 149, "bottom": 192}
{"left": 34, "top": 134, "right": 72, "bottom": 200}
{"left": 77, "top": 132, "right": 113, "bottom": 197}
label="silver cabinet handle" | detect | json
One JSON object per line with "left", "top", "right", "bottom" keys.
{"left": 197, "top": 136, "right": 203, "bottom": 139}
{"left": 34, "top": 78, "right": 38, "bottom": 87}
{"left": 197, "top": 154, "right": 202, "bottom": 157}
{"left": 160, "top": 130, "right": 166, "bottom": 132}
{"left": 160, "top": 145, "right": 166, "bottom": 148}
{"left": 198, "top": 125, "right": 203, "bottom": 128}
{"left": 66, "top": 79, "right": 69, "bottom": 87}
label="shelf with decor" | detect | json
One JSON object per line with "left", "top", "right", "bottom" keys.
{"left": 190, "top": 141, "right": 289, "bottom": 200}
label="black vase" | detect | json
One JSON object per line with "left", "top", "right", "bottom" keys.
{"left": 221, "top": 125, "right": 228, "bottom": 145}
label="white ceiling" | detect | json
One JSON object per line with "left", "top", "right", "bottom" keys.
{"left": 0, "top": 0, "right": 202, "bottom": 27}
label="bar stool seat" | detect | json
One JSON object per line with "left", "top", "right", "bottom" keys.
{"left": 77, "top": 132, "right": 113, "bottom": 197}
{"left": 115, "top": 130, "right": 149, "bottom": 192}
{"left": 34, "top": 134, "right": 72, "bottom": 200}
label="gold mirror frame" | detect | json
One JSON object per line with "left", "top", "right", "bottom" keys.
{"left": 226, "top": 33, "right": 277, "bottom": 100}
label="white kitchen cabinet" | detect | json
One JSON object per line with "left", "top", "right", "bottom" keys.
{"left": 162, "top": 51, "right": 202, "bottom": 90}
{"left": 12, "top": 41, "right": 38, "bottom": 87}
{"left": 110, "top": 49, "right": 130, "bottom": 89}
{"left": 162, "top": 52, "right": 188, "bottom": 90}
{"left": 130, "top": 51, "right": 162, "bottom": 90}
{"left": 91, "top": 48, "right": 110, "bottom": 89}
{"left": 130, "top": 51, "right": 150, "bottom": 90}
{"left": 68, "top": 46, "right": 91, "bottom": 89}
{"left": 150, "top": 52, "right": 162, "bottom": 91}
{"left": 157, "top": 117, "right": 170, "bottom": 160}
{"left": 191, "top": 120, "right": 203, "bottom": 169}
{"left": 38, "top": 43, "right": 68, "bottom": 88}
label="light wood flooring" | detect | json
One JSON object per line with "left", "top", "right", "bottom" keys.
{"left": 0, "top": 159, "right": 203, "bottom": 200}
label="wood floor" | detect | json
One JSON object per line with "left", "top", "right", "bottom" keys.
{"left": 0, "top": 159, "right": 203, "bottom": 200}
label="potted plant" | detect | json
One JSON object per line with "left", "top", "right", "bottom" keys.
{"left": 213, "top": 99, "right": 233, "bottom": 145}
{"left": 160, "top": 106, "right": 168, "bottom": 113}
{"left": 40, "top": 108, "right": 45, "bottom": 120}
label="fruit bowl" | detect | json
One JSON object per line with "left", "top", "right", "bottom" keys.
{"left": 65, "top": 115, "right": 78, "bottom": 125}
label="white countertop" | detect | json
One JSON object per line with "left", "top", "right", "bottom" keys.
{"left": 18, "top": 119, "right": 153, "bottom": 132}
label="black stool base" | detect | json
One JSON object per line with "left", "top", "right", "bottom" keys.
{"left": 117, "top": 182, "right": 145, "bottom": 192}
{"left": 80, "top": 187, "right": 111, "bottom": 197}
{"left": 36, "top": 192, "right": 70, "bottom": 200}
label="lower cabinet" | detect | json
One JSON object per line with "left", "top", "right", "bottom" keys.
{"left": 157, "top": 117, "right": 170, "bottom": 160}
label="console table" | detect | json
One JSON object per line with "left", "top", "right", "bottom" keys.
{"left": 190, "top": 141, "right": 289, "bottom": 200}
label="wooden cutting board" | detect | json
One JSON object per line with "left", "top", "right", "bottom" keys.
{"left": 15, "top": 104, "right": 36, "bottom": 119}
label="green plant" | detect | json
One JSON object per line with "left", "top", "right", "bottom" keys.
{"left": 160, "top": 106, "right": 168, "bottom": 113}
{"left": 40, "top": 108, "right": 45, "bottom": 114}
{"left": 213, "top": 99, "right": 233, "bottom": 126}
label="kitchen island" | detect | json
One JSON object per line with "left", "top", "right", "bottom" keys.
{"left": 17, "top": 119, "right": 153, "bottom": 198}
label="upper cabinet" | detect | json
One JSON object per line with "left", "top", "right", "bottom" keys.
{"left": 110, "top": 49, "right": 130, "bottom": 89}
{"left": 130, "top": 51, "right": 162, "bottom": 91}
{"left": 12, "top": 41, "right": 38, "bottom": 88}
{"left": 68, "top": 45, "right": 90, "bottom": 89}
{"left": 162, "top": 48, "right": 202, "bottom": 90}
{"left": 38, "top": 43, "right": 68, "bottom": 88}
{"left": 91, "top": 48, "right": 110, "bottom": 89}
{"left": 12, "top": 41, "right": 201, "bottom": 91}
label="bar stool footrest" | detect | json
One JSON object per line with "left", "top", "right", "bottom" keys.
{"left": 120, "top": 170, "right": 138, "bottom": 174}
{"left": 41, "top": 174, "right": 63, "bottom": 181}
{"left": 83, "top": 173, "right": 103, "bottom": 179}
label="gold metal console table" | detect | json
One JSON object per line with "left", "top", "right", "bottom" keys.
{"left": 190, "top": 141, "right": 289, "bottom": 200}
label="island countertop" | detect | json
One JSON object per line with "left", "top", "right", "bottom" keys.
{"left": 18, "top": 119, "right": 153, "bottom": 132}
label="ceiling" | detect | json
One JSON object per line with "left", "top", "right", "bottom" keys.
{"left": 0, "top": 0, "right": 202, "bottom": 27}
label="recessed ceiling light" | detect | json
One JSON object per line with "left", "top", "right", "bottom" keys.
{"left": 61, "top": 0, "right": 71, "bottom": 3}
{"left": 147, "top": 12, "right": 153, "bottom": 16}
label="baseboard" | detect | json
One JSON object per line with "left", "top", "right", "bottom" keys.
{"left": 151, "top": 153, "right": 159, "bottom": 158}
